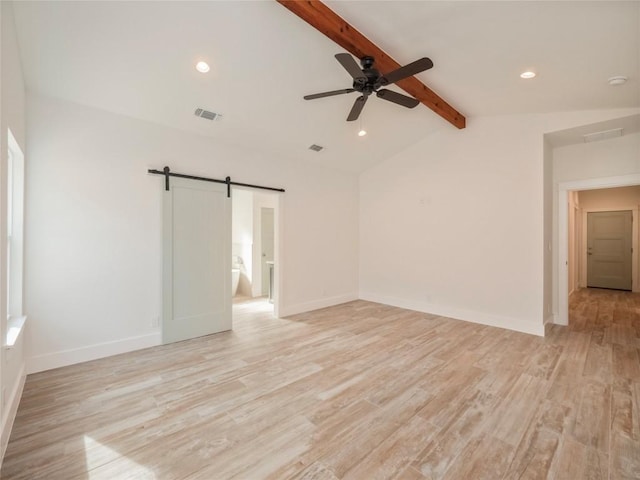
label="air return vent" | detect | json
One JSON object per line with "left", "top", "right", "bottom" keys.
{"left": 308, "top": 144, "right": 324, "bottom": 152}
{"left": 194, "top": 108, "right": 222, "bottom": 121}
{"left": 583, "top": 128, "right": 623, "bottom": 143}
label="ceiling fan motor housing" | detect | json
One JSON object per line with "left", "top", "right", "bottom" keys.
{"left": 353, "top": 56, "right": 380, "bottom": 94}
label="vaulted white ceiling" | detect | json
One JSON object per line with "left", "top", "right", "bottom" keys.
{"left": 12, "top": 1, "right": 640, "bottom": 172}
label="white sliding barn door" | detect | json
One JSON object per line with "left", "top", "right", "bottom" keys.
{"left": 163, "top": 177, "right": 231, "bottom": 344}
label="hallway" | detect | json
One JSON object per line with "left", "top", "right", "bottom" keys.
{"left": 564, "top": 288, "right": 640, "bottom": 386}
{"left": 569, "top": 288, "right": 640, "bottom": 338}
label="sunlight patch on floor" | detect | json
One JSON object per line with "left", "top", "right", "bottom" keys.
{"left": 83, "top": 435, "right": 156, "bottom": 479}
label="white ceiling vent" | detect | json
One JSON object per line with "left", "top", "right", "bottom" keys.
{"left": 308, "top": 144, "right": 324, "bottom": 152}
{"left": 194, "top": 108, "right": 222, "bottom": 121}
{"left": 582, "top": 128, "right": 623, "bottom": 143}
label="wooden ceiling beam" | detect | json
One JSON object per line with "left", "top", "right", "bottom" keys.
{"left": 276, "top": 0, "right": 466, "bottom": 129}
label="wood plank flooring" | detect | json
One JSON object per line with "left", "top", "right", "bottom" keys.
{"left": 2, "top": 290, "right": 640, "bottom": 479}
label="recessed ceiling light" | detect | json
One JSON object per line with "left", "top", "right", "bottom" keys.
{"left": 196, "top": 61, "right": 210, "bottom": 73}
{"left": 520, "top": 71, "right": 536, "bottom": 79}
{"left": 608, "top": 76, "right": 627, "bottom": 86}
{"left": 358, "top": 129, "right": 367, "bottom": 137}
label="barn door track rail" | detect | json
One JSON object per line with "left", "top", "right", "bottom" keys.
{"left": 148, "top": 166, "right": 285, "bottom": 197}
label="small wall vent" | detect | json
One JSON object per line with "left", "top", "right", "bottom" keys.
{"left": 582, "top": 128, "right": 623, "bottom": 143}
{"left": 308, "top": 144, "right": 324, "bottom": 152}
{"left": 195, "top": 108, "right": 222, "bottom": 121}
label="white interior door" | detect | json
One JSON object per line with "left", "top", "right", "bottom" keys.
{"left": 261, "top": 208, "right": 274, "bottom": 296}
{"left": 587, "top": 210, "right": 632, "bottom": 291}
{"left": 163, "top": 177, "right": 231, "bottom": 344}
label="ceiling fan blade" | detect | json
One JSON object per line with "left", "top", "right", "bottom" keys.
{"left": 347, "top": 95, "right": 367, "bottom": 121}
{"left": 304, "top": 88, "right": 355, "bottom": 100}
{"left": 376, "top": 89, "right": 420, "bottom": 108}
{"left": 379, "top": 57, "right": 434, "bottom": 86}
{"left": 335, "top": 53, "right": 366, "bottom": 83}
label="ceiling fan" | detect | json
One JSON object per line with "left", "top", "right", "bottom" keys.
{"left": 304, "top": 53, "right": 434, "bottom": 121}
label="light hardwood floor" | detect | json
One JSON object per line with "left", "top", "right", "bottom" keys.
{"left": 2, "top": 291, "right": 639, "bottom": 479}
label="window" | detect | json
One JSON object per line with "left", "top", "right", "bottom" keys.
{"left": 6, "top": 129, "right": 24, "bottom": 330}
{"left": 7, "top": 145, "right": 14, "bottom": 318}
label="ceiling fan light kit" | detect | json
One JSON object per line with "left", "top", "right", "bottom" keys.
{"left": 304, "top": 53, "right": 433, "bottom": 122}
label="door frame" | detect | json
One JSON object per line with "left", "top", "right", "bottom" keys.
{"left": 581, "top": 207, "right": 637, "bottom": 292}
{"left": 273, "top": 194, "right": 283, "bottom": 318}
{"left": 571, "top": 204, "right": 580, "bottom": 295}
{"left": 557, "top": 173, "right": 640, "bottom": 325}
{"left": 260, "top": 206, "right": 275, "bottom": 297}
{"left": 234, "top": 188, "right": 283, "bottom": 318}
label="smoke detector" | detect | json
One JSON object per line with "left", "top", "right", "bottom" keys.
{"left": 194, "top": 108, "right": 222, "bottom": 121}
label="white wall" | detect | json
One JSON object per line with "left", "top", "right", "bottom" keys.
{"left": 360, "top": 115, "right": 544, "bottom": 335}
{"left": 554, "top": 133, "right": 640, "bottom": 183}
{"left": 25, "top": 94, "right": 359, "bottom": 373}
{"left": 360, "top": 109, "right": 639, "bottom": 337}
{"left": 0, "top": 0, "right": 27, "bottom": 463}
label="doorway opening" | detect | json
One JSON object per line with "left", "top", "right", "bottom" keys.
{"left": 563, "top": 184, "right": 640, "bottom": 327}
{"left": 159, "top": 168, "right": 284, "bottom": 345}
{"left": 231, "top": 188, "right": 280, "bottom": 318}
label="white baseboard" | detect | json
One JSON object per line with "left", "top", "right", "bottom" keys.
{"left": 359, "top": 292, "right": 544, "bottom": 337}
{"left": 1, "top": 363, "right": 26, "bottom": 467}
{"left": 27, "top": 333, "right": 162, "bottom": 374}
{"left": 552, "top": 313, "right": 568, "bottom": 326}
{"left": 280, "top": 293, "right": 359, "bottom": 318}
{"left": 544, "top": 314, "right": 556, "bottom": 335}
